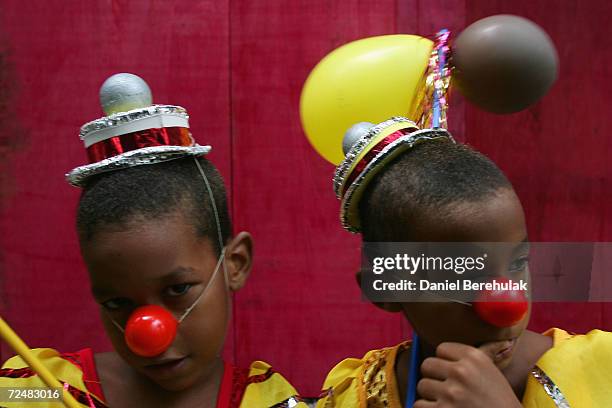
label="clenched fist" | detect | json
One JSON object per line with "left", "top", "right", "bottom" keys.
{"left": 414, "top": 342, "right": 522, "bottom": 408}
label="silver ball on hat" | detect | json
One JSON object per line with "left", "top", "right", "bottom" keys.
{"left": 343, "top": 122, "right": 374, "bottom": 155}
{"left": 99, "top": 73, "right": 153, "bottom": 115}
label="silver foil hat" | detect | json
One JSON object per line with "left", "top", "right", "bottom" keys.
{"left": 333, "top": 117, "right": 454, "bottom": 232}
{"left": 66, "top": 73, "right": 211, "bottom": 187}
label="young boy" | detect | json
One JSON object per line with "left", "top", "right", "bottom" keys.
{"left": 317, "top": 118, "right": 612, "bottom": 407}
{"left": 0, "top": 73, "right": 306, "bottom": 407}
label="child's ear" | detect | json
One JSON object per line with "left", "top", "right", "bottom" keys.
{"left": 224, "top": 231, "right": 253, "bottom": 291}
{"left": 355, "top": 270, "right": 403, "bottom": 313}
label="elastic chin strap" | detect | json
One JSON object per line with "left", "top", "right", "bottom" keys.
{"left": 423, "top": 290, "right": 472, "bottom": 306}
{"left": 193, "top": 157, "right": 225, "bottom": 255}
{"left": 177, "top": 157, "right": 230, "bottom": 324}
{"left": 178, "top": 249, "right": 226, "bottom": 323}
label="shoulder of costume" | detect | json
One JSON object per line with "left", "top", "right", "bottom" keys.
{"left": 524, "top": 328, "right": 612, "bottom": 407}
{"left": 541, "top": 327, "right": 612, "bottom": 349}
{"left": 317, "top": 341, "right": 410, "bottom": 408}
{"left": 1, "top": 348, "right": 108, "bottom": 407}
{"left": 231, "top": 360, "right": 308, "bottom": 407}
{"left": 2, "top": 347, "right": 60, "bottom": 368}
{"left": 2, "top": 347, "right": 97, "bottom": 371}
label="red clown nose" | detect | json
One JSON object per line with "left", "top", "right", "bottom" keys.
{"left": 125, "top": 305, "right": 178, "bottom": 357}
{"left": 473, "top": 277, "right": 528, "bottom": 327}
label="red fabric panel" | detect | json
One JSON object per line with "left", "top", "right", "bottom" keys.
{"left": 229, "top": 1, "right": 405, "bottom": 395}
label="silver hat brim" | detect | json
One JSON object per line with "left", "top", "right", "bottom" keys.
{"left": 66, "top": 145, "right": 211, "bottom": 187}
{"left": 340, "top": 129, "right": 454, "bottom": 232}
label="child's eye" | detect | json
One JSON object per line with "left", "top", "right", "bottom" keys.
{"left": 509, "top": 257, "right": 529, "bottom": 273}
{"left": 165, "top": 283, "right": 192, "bottom": 297}
{"left": 102, "top": 298, "right": 131, "bottom": 311}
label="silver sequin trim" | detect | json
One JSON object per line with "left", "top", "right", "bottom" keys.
{"left": 340, "top": 129, "right": 454, "bottom": 232}
{"left": 79, "top": 105, "right": 189, "bottom": 140}
{"left": 66, "top": 145, "right": 211, "bottom": 187}
{"left": 531, "top": 366, "right": 571, "bottom": 408}
{"left": 332, "top": 117, "right": 417, "bottom": 198}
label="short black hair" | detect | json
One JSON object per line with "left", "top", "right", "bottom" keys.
{"left": 76, "top": 156, "right": 231, "bottom": 255}
{"left": 359, "top": 139, "right": 512, "bottom": 242}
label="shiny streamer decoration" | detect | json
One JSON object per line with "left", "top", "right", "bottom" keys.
{"left": 412, "top": 29, "right": 452, "bottom": 130}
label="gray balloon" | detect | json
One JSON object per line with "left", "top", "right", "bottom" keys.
{"left": 452, "top": 15, "right": 558, "bottom": 114}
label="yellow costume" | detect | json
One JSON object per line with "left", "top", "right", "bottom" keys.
{"left": 317, "top": 329, "right": 612, "bottom": 407}
{"left": 1, "top": 348, "right": 306, "bottom": 407}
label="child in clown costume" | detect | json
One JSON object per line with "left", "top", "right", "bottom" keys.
{"left": 304, "top": 27, "right": 612, "bottom": 408}
{"left": 0, "top": 74, "right": 307, "bottom": 408}
{"left": 317, "top": 128, "right": 612, "bottom": 407}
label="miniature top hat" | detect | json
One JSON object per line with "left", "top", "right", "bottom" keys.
{"left": 66, "top": 73, "right": 210, "bottom": 187}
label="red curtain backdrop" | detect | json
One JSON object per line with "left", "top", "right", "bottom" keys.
{"left": 0, "top": 0, "right": 610, "bottom": 397}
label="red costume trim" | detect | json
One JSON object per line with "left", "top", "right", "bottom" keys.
{"left": 0, "top": 367, "right": 36, "bottom": 378}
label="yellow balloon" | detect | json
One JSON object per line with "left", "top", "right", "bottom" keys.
{"left": 300, "top": 35, "right": 433, "bottom": 165}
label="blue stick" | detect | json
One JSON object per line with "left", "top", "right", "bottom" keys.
{"left": 405, "top": 333, "right": 420, "bottom": 408}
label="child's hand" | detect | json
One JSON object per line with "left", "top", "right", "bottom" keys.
{"left": 413, "top": 342, "right": 521, "bottom": 408}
